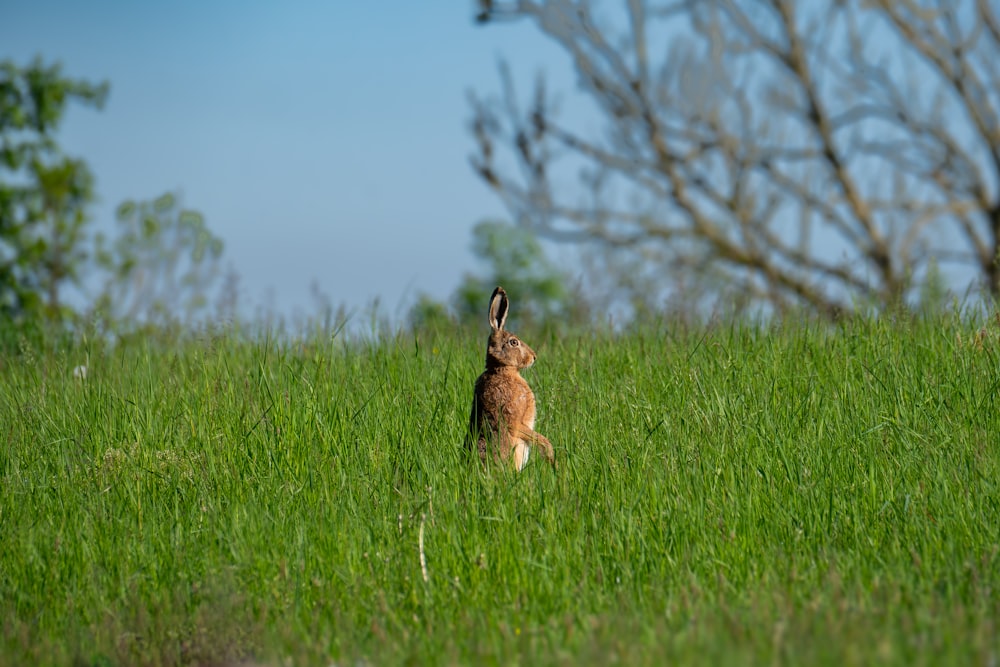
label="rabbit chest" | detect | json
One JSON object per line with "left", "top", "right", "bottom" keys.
{"left": 477, "top": 371, "right": 536, "bottom": 430}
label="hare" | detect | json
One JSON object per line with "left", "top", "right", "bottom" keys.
{"left": 467, "top": 286, "right": 556, "bottom": 471}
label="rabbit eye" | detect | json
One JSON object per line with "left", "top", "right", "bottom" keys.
{"left": 509, "top": 339, "right": 519, "bottom": 347}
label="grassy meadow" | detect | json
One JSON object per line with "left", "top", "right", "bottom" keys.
{"left": 1, "top": 311, "right": 999, "bottom": 666}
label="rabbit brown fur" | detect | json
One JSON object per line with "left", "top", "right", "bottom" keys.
{"left": 467, "top": 286, "right": 556, "bottom": 471}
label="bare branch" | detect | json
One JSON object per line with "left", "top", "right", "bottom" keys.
{"left": 469, "top": 0, "right": 1000, "bottom": 316}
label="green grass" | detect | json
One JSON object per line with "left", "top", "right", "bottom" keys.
{"left": 2, "top": 313, "right": 999, "bottom": 665}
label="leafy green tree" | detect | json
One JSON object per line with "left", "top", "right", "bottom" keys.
{"left": 0, "top": 58, "right": 108, "bottom": 321}
{"left": 408, "top": 292, "right": 456, "bottom": 332}
{"left": 409, "top": 220, "right": 588, "bottom": 332}
{"left": 454, "top": 220, "right": 571, "bottom": 326}
{"left": 94, "top": 193, "right": 225, "bottom": 328}
{"left": 1, "top": 58, "right": 226, "bottom": 333}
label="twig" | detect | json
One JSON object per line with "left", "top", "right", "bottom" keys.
{"left": 419, "top": 513, "right": 428, "bottom": 583}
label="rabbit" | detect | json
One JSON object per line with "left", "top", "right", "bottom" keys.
{"left": 467, "top": 286, "right": 556, "bottom": 471}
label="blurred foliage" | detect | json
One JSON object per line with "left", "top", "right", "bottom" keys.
{"left": 408, "top": 292, "right": 455, "bottom": 333}
{"left": 410, "top": 220, "right": 590, "bottom": 334}
{"left": 0, "top": 57, "right": 228, "bottom": 343}
{"left": 93, "top": 192, "right": 225, "bottom": 329}
{"left": 454, "top": 220, "right": 568, "bottom": 324}
{"left": 0, "top": 58, "right": 107, "bottom": 322}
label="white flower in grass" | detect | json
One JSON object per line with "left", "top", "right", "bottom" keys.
{"left": 73, "top": 365, "right": 88, "bottom": 380}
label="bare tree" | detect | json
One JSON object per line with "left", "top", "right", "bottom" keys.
{"left": 469, "top": 0, "right": 1000, "bottom": 317}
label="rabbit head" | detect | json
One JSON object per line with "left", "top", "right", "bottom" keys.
{"left": 485, "top": 286, "right": 537, "bottom": 370}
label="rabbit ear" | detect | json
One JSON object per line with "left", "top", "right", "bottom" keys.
{"left": 488, "top": 286, "right": 509, "bottom": 331}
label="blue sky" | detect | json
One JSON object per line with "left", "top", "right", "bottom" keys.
{"left": 2, "top": 1, "right": 573, "bottom": 321}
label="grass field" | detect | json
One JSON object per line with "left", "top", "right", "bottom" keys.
{"left": 2, "top": 312, "right": 999, "bottom": 666}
